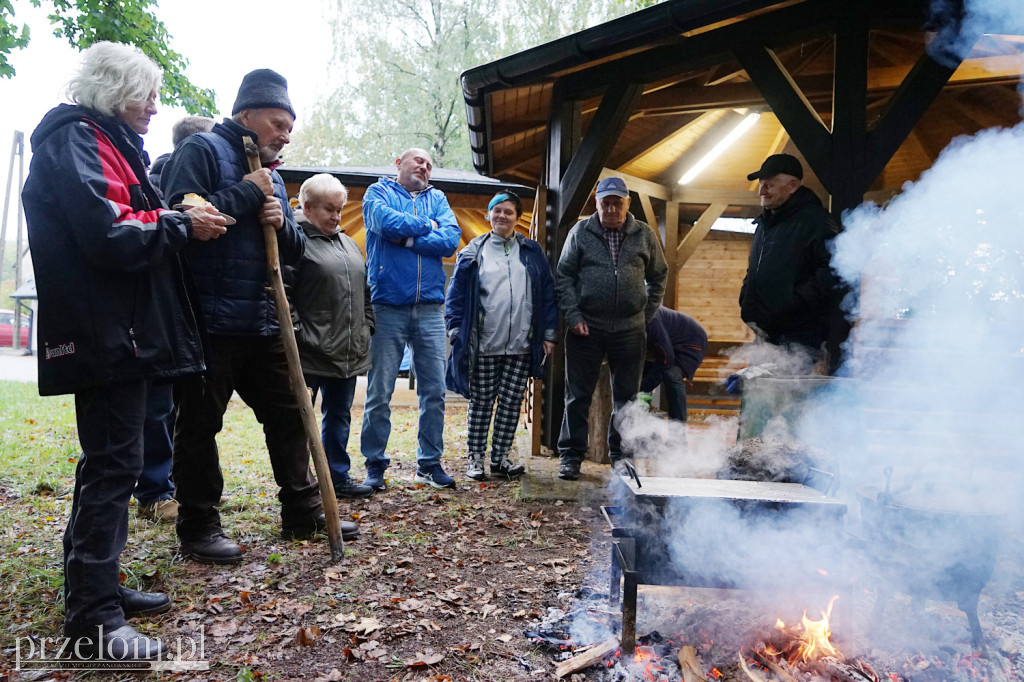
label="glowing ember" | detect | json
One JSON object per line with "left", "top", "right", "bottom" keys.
{"left": 633, "top": 645, "right": 666, "bottom": 680}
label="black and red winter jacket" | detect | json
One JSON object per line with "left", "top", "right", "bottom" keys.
{"left": 23, "top": 103, "right": 206, "bottom": 396}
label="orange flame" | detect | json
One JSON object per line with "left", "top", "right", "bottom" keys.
{"left": 774, "top": 595, "right": 842, "bottom": 663}
{"left": 795, "top": 595, "right": 840, "bottom": 662}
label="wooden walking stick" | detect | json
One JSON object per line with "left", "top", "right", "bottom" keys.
{"left": 243, "top": 136, "right": 344, "bottom": 562}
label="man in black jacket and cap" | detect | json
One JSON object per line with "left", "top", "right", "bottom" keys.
{"left": 739, "top": 154, "right": 846, "bottom": 373}
{"left": 162, "top": 69, "right": 358, "bottom": 565}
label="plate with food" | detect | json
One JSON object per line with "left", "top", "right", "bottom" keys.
{"left": 173, "top": 193, "right": 236, "bottom": 225}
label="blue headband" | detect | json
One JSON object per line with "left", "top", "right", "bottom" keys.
{"left": 488, "top": 193, "right": 513, "bottom": 211}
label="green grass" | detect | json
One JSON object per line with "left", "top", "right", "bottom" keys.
{"left": 0, "top": 379, "right": 555, "bottom": 681}
{"left": 0, "top": 381, "right": 479, "bottom": 634}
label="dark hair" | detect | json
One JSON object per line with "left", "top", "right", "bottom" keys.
{"left": 488, "top": 191, "right": 522, "bottom": 218}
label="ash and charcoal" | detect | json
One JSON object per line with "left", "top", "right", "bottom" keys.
{"left": 719, "top": 437, "right": 838, "bottom": 493}
{"left": 524, "top": 587, "right": 617, "bottom": 660}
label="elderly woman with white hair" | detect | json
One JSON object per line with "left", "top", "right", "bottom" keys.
{"left": 23, "top": 41, "right": 226, "bottom": 660}
{"left": 287, "top": 173, "right": 375, "bottom": 499}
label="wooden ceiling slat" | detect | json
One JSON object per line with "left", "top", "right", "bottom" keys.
{"left": 471, "top": 2, "right": 1024, "bottom": 206}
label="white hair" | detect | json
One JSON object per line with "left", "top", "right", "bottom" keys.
{"left": 299, "top": 173, "right": 348, "bottom": 207}
{"left": 67, "top": 42, "right": 162, "bottom": 117}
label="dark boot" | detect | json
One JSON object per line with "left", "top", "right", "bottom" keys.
{"left": 119, "top": 586, "right": 171, "bottom": 618}
{"left": 180, "top": 531, "right": 243, "bottom": 565}
{"left": 63, "top": 624, "right": 166, "bottom": 660}
{"left": 333, "top": 477, "right": 374, "bottom": 499}
{"left": 491, "top": 456, "right": 525, "bottom": 479}
{"left": 558, "top": 459, "right": 581, "bottom": 481}
{"left": 282, "top": 513, "right": 358, "bottom": 541}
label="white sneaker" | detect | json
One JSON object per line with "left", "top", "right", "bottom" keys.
{"left": 466, "top": 455, "right": 486, "bottom": 481}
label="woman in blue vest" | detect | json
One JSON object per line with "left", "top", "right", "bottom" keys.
{"left": 445, "top": 192, "right": 558, "bottom": 480}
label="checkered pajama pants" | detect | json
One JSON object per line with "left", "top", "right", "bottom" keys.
{"left": 467, "top": 353, "right": 531, "bottom": 460}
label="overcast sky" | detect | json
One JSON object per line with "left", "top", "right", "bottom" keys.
{"left": 0, "top": 0, "right": 335, "bottom": 240}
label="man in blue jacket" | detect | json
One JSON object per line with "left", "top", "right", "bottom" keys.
{"left": 162, "top": 69, "right": 357, "bottom": 564}
{"left": 360, "top": 148, "right": 462, "bottom": 489}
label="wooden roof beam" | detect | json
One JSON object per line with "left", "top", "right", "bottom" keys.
{"left": 677, "top": 203, "right": 727, "bottom": 268}
{"left": 608, "top": 112, "right": 714, "bottom": 170}
{"left": 734, "top": 42, "right": 833, "bottom": 189}
{"left": 631, "top": 54, "right": 1023, "bottom": 118}
{"left": 864, "top": 31, "right": 980, "bottom": 186}
{"left": 554, "top": 82, "right": 644, "bottom": 234}
{"left": 598, "top": 168, "right": 672, "bottom": 202}
{"left": 560, "top": 0, "right": 838, "bottom": 100}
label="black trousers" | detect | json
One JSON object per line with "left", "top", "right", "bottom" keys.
{"left": 558, "top": 325, "right": 645, "bottom": 462}
{"left": 65, "top": 381, "right": 148, "bottom": 631}
{"left": 172, "top": 335, "right": 321, "bottom": 540}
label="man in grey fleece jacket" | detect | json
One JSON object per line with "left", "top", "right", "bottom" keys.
{"left": 554, "top": 177, "right": 668, "bottom": 480}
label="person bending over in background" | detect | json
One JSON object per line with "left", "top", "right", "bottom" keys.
{"left": 641, "top": 306, "right": 707, "bottom": 423}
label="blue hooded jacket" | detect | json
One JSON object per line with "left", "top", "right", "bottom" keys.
{"left": 362, "top": 176, "right": 461, "bottom": 305}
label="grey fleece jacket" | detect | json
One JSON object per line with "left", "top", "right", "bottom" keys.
{"left": 556, "top": 212, "right": 668, "bottom": 333}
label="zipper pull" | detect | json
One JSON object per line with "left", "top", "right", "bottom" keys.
{"left": 129, "top": 327, "right": 139, "bottom": 357}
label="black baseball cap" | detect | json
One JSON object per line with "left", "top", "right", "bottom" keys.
{"left": 746, "top": 153, "right": 803, "bottom": 181}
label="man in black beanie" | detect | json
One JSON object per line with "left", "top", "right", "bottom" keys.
{"left": 162, "top": 69, "right": 359, "bottom": 564}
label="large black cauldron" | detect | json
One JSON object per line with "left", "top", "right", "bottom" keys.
{"left": 857, "top": 481, "right": 1003, "bottom": 648}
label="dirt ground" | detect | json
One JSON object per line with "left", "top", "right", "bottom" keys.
{"left": 0, "top": 401, "right": 611, "bottom": 682}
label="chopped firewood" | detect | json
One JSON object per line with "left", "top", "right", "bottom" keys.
{"left": 750, "top": 649, "right": 799, "bottom": 682}
{"left": 678, "top": 645, "right": 704, "bottom": 682}
{"left": 737, "top": 650, "right": 768, "bottom": 682}
{"left": 554, "top": 636, "right": 619, "bottom": 678}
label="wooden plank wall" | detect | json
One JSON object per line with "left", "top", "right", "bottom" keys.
{"left": 675, "top": 231, "right": 755, "bottom": 343}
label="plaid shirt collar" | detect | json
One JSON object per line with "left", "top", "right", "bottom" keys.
{"left": 603, "top": 225, "right": 624, "bottom": 265}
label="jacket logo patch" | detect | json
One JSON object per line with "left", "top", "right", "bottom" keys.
{"left": 44, "top": 342, "right": 76, "bottom": 360}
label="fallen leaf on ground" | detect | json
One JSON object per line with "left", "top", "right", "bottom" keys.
{"left": 294, "top": 625, "right": 322, "bottom": 647}
{"left": 404, "top": 651, "right": 445, "bottom": 667}
{"left": 347, "top": 616, "right": 382, "bottom": 636}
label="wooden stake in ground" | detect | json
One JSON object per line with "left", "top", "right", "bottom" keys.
{"left": 242, "top": 135, "right": 344, "bottom": 563}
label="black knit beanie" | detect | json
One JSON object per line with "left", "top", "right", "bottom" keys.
{"left": 232, "top": 69, "right": 295, "bottom": 118}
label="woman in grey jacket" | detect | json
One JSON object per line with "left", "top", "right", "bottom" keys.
{"left": 289, "top": 174, "right": 375, "bottom": 498}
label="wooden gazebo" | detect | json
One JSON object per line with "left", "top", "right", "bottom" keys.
{"left": 459, "top": 0, "right": 1024, "bottom": 450}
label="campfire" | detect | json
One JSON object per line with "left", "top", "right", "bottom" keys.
{"left": 737, "top": 597, "right": 879, "bottom": 682}
{"left": 541, "top": 597, "right": 892, "bottom": 681}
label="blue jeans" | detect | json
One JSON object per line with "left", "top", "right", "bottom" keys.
{"left": 133, "top": 383, "right": 174, "bottom": 504}
{"left": 305, "top": 374, "right": 358, "bottom": 485}
{"left": 361, "top": 303, "right": 446, "bottom": 468}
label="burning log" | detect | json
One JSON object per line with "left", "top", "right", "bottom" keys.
{"left": 750, "top": 648, "right": 799, "bottom": 682}
{"left": 554, "top": 635, "right": 619, "bottom": 678}
{"left": 677, "top": 645, "right": 705, "bottom": 682}
{"left": 738, "top": 650, "right": 768, "bottom": 682}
